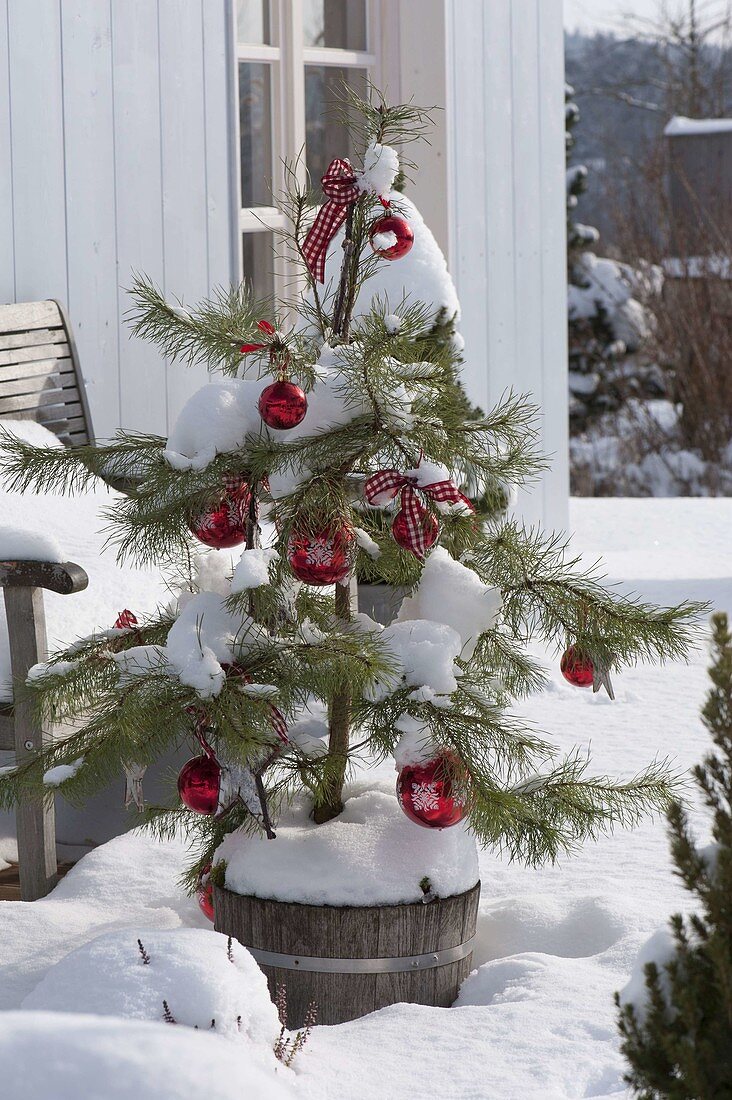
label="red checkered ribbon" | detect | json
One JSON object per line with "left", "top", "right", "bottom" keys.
{"left": 302, "top": 158, "right": 360, "bottom": 283}
{"left": 364, "top": 467, "right": 472, "bottom": 559}
{"left": 267, "top": 704, "right": 289, "bottom": 745}
{"left": 113, "top": 609, "right": 138, "bottom": 630}
{"left": 240, "top": 319, "right": 275, "bottom": 355}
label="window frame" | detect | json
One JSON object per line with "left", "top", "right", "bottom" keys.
{"left": 233, "top": 0, "right": 384, "bottom": 302}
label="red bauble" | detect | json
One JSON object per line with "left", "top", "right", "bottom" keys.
{"left": 177, "top": 754, "right": 221, "bottom": 815}
{"left": 392, "top": 508, "right": 439, "bottom": 554}
{"left": 197, "top": 881, "right": 214, "bottom": 921}
{"left": 369, "top": 214, "right": 414, "bottom": 260}
{"left": 287, "top": 523, "right": 356, "bottom": 585}
{"left": 259, "top": 380, "right": 308, "bottom": 430}
{"left": 397, "top": 752, "right": 467, "bottom": 829}
{"left": 197, "top": 865, "right": 215, "bottom": 922}
{"left": 188, "top": 479, "right": 250, "bottom": 549}
{"left": 560, "top": 645, "right": 594, "bottom": 688}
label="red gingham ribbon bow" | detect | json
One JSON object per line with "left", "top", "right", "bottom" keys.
{"left": 364, "top": 467, "right": 473, "bottom": 559}
{"left": 240, "top": 319, "right": 276, "bottom": 355}
{"left": 113, "top": 609, "right": 138, "bottom": 630}
{"left": 302, "top": 158, "right": 360, "bottom": 283}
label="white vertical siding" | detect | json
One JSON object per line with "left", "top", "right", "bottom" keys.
{"left": 446, "top": 0, "right": 569, "bottom": 531}
{"left": 0, "top": 1, "right": 14, "bottom": 304}
{"left": 111, "top": 0, "right": 167, "bottom": 433}
{"left": 0, "top": 0, "right": 236, "bottom": 441}
{"left": 62, "top": 1, "right": 120, "bottom": 433}
{"left": 7, "top": 1, "right": 68, "bottom": 309}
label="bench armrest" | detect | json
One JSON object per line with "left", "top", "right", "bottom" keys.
{"left": 0, "top": 560, "right": 88, "bottom": 595}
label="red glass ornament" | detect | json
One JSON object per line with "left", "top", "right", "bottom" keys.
{"left": 397, "top": 752, "right": 467, "bottom": 829}
{"left": 560, "top": 645, "right": 594, "bottom": 688}
{"left": 177, "top": 754, "right": 221, "bottom": 815}
{"left": 197, "top": 865, "right": 215, "bottom": 922}
{"left": 287, "top": 523, "right": 356, "bottom": 586}
{"left": 392, "top": 508, "right": 439, "bottom": 553}
{"left": 259, "top": 380, "right": 308, "bottom": 430}
{"left": 369, "top": 214, "right": 414, "bottom": 260}
{"left": 188, "top": 479, "right": 250, "bottom": 549}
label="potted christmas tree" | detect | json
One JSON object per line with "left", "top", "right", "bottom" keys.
{"left": 0, "top": 89, "right": 699, "bottom": 1026}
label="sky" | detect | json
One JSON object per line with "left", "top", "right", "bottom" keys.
{"left": 564, "top": 0, "right": 696, "bottom": 35}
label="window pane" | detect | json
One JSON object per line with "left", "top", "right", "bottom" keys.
{"left": 305, "top": 67, "right": 368, "bottom": 186}
{"left": 303, "top": 0, "right": 367, "bottom": 50}
{"left": 242, "top": 232, "right": 276, "bottom": 305}
{"left": 237, "top": 0, "right": 271, "bottom": 45}
{"left": 239, "top": 63, "right": 273, "bottom": 208}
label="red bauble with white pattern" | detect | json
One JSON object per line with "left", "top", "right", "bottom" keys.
{"left": 392, "top": 508, "right": 439, "bottom": 554}
{"left": 560, "top": 645, "right": 594, "bottom": 688}
{"left": 287, "top": 523, "right": 356, "bottom": 586}
{"left": 369, "top": 214, "right": 414, "bottom": 260}
{"left": 177, "top": 754, "right": 221, "bottom": 815}
{"left": 258, "top": 380, "right": 308, "bottom": 430}
{"left": 396, "top": 752, "right": 467, "bottom": 829}
{"left": 188, "top": 479, "right": 250, "bottom": 549}
{"left": 197, "top": 865, "right": 215, "bottom": 922}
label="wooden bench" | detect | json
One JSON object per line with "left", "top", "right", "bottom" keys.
{"left": 0, "top": 300, "right": 94, "bottom": 900}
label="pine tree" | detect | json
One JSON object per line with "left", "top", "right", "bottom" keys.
{"left": 0, "top": 87, "right": 701, "bottom": 894}
{"left": 565, "top": 84, "right": 663, "bottom": 436}
{"left": 616, "top": 611, "right": 732, "bottom": 1098}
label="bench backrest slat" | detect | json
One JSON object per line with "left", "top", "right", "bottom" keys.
{"left": 0, "top": 300, "right": 93, "bottom": 447}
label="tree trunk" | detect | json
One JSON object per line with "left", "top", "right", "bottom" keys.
{"left": 313, "top": 580, "right": 353, "bottom": 823}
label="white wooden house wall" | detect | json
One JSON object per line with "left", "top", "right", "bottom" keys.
{"left": 0, "top": 0, "right": 568, "bottom": 528}
{"left": 371, "top": 0, "right": 568, "bottom": 530}
{"left": 0, "top": 0, "right": 236, "bottom": 441}
{"left": 446, "top": 0, "right": 568, "bottom": 530}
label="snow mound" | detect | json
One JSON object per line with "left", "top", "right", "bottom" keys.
{"left": 163, "top": 378, "right": 264, "bottom": 471}
{"left": 218, "top": 780, "right": 479, "bottom": 905}
{"left": 0, "top": 1011, "right": 294, "bottom": 1100}
{"left": 617, "top": 924, "right": 677, "bottom": 1023}
{"left": 665, "top": 115, "right": 732, "bottom": 136}
{"left": 321, "top": 193, "right": 460, "bottom": 327}
{"left": 396, "top": 546, "right": 502, "bottom": 659}
{"left": 0, "top": 419, "right": 65, "bottom": 449}
{"left": 231, "top": 547, "right": 278, "bottom": 592}
{"left": 370, "top": 617, "right": 462, "bottom": 703}
{"left": 0, "top": 525, "right": 64, "bottom": 563}
{"left": 357, "top": 141, "right": 400, "bottom": 198}
{"left": 164, "top": 591, "right": 267, "bottom": 698}
{"left": 23, "top": 927, "right": 279, "bottom": 1043}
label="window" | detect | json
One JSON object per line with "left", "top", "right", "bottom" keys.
{"left": 235, "top": 0, "right": 380, "bottom": 305}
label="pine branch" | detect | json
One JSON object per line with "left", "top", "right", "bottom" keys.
{"left": 473, "top": 522, "right": 706, "bottom": 668}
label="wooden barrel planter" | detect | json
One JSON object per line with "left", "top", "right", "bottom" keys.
{"left": 213, "top": 881, "right": 480, "bottom": 1027}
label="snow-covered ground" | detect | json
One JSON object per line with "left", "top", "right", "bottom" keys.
{"left": 0, "top": 492, "right": 728, "bottom": 1099}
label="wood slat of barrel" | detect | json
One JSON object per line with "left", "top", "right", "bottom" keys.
{"left": 214, "top": 882, "right": 480, "bottom": 1027}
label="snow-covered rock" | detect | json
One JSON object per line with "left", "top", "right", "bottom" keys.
{"left": 23, "top": 927, "right": 279, "bottom": 1043}
{"left": 218, "top": 779, "right": 479, "bottom": 905}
